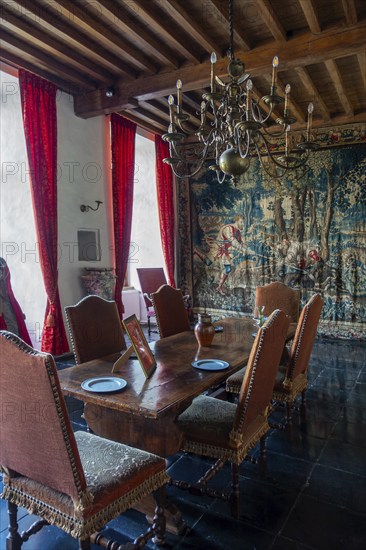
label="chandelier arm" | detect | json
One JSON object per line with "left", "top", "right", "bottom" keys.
{"left": 250, "top": 100, "right": 264, "bottom": 124}
{"left": 255, "top": 98, "right": 277, "bottom": 124}
{"left": 237, "top": 129, "right": 251, "bottom": 159}
{"left": 254, "top": 141, "right": 286, "bottom": 179}
{"left": 171, "top": 138, "right": 212, "bottom": 164}
{"left": 258, "top": 132, "right": 309, "bottom": 170}
{"left": 216, "top": 169, "right": 227, "bottom": 184}
{"left": 170, "top": 157, "right": 207, "bottom": 179}
{"left": 176, "top": 119, "right": 204, "bottom": 135}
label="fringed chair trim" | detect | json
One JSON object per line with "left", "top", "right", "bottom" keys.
{"left": 1, "top": 470, "right": 169, "bottom": 540}
{"left": 273, "top": 373, "right": 307, "bottom": 402}
{"left": 182, "top": 420, "right": 269, "bottom": 466}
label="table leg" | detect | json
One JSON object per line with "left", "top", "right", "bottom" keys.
{"left": 135, "top": 495, "right": 186, "bottom": 536}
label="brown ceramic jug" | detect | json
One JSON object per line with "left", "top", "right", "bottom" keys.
{"left": 194, "top": 313, "right": 215, "bottom": 347}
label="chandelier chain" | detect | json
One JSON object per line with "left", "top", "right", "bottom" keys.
{"left": 229, "top": 0, "right": 234, "bottom": 60}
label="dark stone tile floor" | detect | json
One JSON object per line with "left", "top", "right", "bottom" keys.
{"left": 1, "top": 334, "right": 366, "bottom": 549}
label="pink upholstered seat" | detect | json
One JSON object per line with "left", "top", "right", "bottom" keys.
{"left": 0, "top": 331, "right": 168, "bottom": 549}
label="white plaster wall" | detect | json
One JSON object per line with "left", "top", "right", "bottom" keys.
{"left": 56, "top": 90, "right": 113, "bottom": 315}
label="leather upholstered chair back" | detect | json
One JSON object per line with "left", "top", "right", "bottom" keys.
{"left": 151, "top": 284, "right": 190, "bottom": 338}
{"left": 0, "top": 331, "right": 87, "bottom": 502}
{"left": 234, "top": 310, "right": 290, "bottom": 434}
{"left": 65, "top": 295, "right": 126, "bottom": 364}
{"left": 136, "top": 268, "right": 167, "bottom": 309}
{"left": 255, "top": 281, "right": 300, "bottom": 322}
{"left": 287, "top": 294, "right": 323, "bottom": 382}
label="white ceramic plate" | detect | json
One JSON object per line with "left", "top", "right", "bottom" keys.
{"left": 191, "top": 359, "right": 230, "bottom": 371}
{"left": 81, "top": 377, "right": 127, "bottom": 393}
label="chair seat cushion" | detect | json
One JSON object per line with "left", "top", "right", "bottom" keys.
{"left": 225, "top": 366, "right": 247, "bottom": 393}
{"left": 176, "top": 395, "right": 269, "bottom": 464}
{"left": 2, "top": 431, "right": 168, "bottom": 539}
{"left": 177, "top": 395, "right": 237, "bottom": 448}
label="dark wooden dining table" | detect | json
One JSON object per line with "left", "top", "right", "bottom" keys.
{"left": 58, "top": 317, "right": 295, "bottom": 534}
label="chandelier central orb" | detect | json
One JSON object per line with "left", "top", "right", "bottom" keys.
{"left": 162, "top": 0, "right": 318, "bottom": 184}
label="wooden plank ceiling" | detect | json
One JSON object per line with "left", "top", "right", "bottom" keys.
{"left": 1, "top": 0, "right": 366, "bottom": 134}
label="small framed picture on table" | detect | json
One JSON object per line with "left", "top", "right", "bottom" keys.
{"left": 123, "top": 314, "right": 156, "bottom": 378}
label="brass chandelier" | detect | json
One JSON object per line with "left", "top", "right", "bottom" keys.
{"left": 163, "top": 0, "right": 318, "bottom": 184}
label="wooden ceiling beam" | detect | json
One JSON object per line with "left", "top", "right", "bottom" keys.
{"left": 74, "top": 23, "right": 366, "bottom": 118}
{"left": 93, "top": 0, "right": 178, "bottom": 68}
{"left": 120, "top": 108, "right": 167, "bottom": 133}
{"left": 11, "top": 0, "right": 137, "bottom": 79}
{"left": 0, "top": 48, "right": 78, "bottom": 93}
{"left": 160, "top": 0, "right": 218, "bottom": 55}
{"left": 298, "top": 0, "right": 321, "bottom": 34}
{"left": 296, "top": 66, "right": 331, "bottom": 121}
{"left": 119, "top": 111, "right": 161, "bottom": 135}
{"left": 341, "top": 0, "right": 358, "bottom": 25}
{"left": 205, "top": 0, "right": 251, "bottom": 51}
{"left": 324, "top": 59, "right": 354, "bottom": 116}
{"left": 138, "top": 100, "right": 171, "bottom": 123}
{"left": 132, "top": 0, "right": 201, "bottom": 64}
{"left": 51, "top": 0, "right": 157, "bottom": 74}
{"left": 0, "top": 5, "right": 117, "bottom": 84}
{"left": 0, "top": 30, "right": 98, "bottom": 88}
{"left": 358, "top": 51, "right": 366, "bottom": 91}
{"left": 256, "top": 0, "right": 287, "bottom": 42}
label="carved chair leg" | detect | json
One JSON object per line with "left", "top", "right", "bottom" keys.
{"left": 147, "top": 313, "right": 151, "bottom": 336}
{"left": 230, "top": 462, "right": 240, "bottom": 519}
{"left": 78, "top": 538, "right": 90, "bottom": 549}
{"left": 259, "top": 435, "right": 267, "bottom": 478}
{"left": 152, "top": 486, "right": 166, "bottom": 546}
{"left": 6, "top": 502, "right": 22, "bottom": 550}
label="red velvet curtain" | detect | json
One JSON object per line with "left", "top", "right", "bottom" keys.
{"left": 155, "top": 135, "right": 176, "bottom": 286}
{"left": 19, "top": 69, "right": 68, "bottom": 355}
{"left": 111, "top": 114, "right": 136, "bottom": 317}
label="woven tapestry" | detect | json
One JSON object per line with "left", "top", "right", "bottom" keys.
{"left": 177, "top": 144, "right": 366, "bottom": 339}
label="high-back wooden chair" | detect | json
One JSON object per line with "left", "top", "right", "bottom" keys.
{"left": 65, "top": 295, "right": 126, "bottom": 364}
{"left": 151, "top": 284, "right": 190, "bottom": 338}
{"left": 0, "top": 331, "right": 168, "bottom": 549}
{"left": 255, "top": 281, "right": 300, "bottom": 322}
{"left": 272, "top": 293, "right": 323, "bottom": 425}
{"left": 172, "top": 310, "right": 290, "bottom": 518}
{"left": 136, "top": 268, "right": 167, "bottom": 335}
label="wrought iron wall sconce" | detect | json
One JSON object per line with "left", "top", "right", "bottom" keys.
{"left": 80, "top": 200, "right": 103, "bottom": 213}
